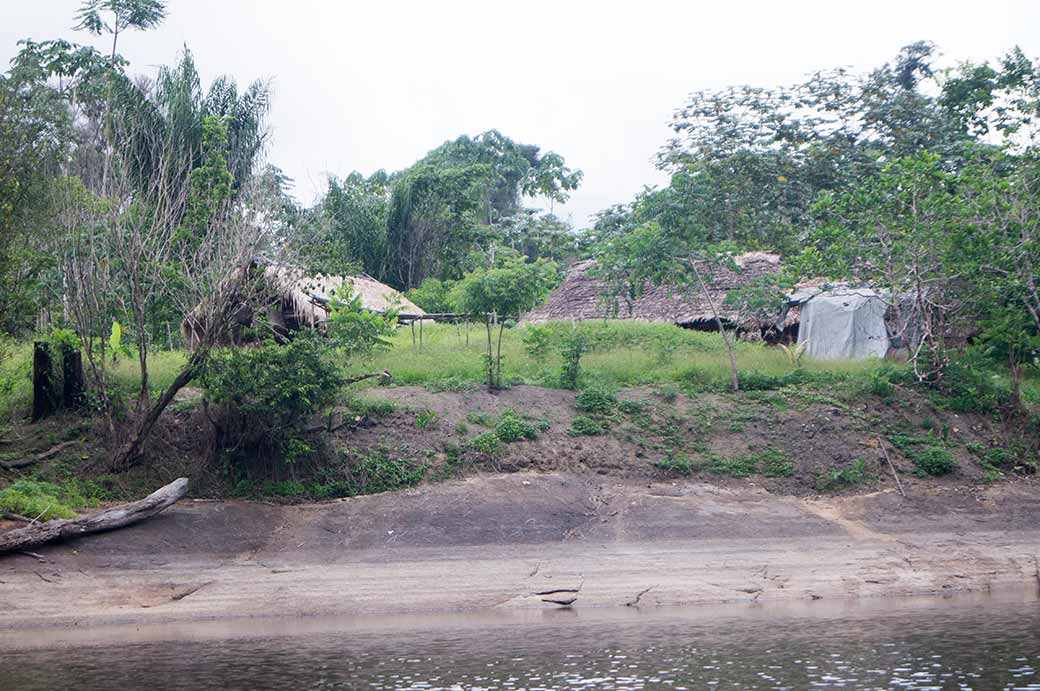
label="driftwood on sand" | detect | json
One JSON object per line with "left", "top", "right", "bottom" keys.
{"left": 0, "top": 478, "right": 189, "bottom": 554}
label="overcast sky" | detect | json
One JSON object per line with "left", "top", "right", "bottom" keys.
{"left": 4, "top": 1, "right": 1039, "bottom": 226}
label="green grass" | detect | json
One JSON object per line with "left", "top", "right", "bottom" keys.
{"left": 345, "top": 321, "right": 893, "bottom": 392}
{"left": 5, "top": 322, "right": 1037, "bottom": 419}
{"left": 0, "top": 343, "right": 188, "bottom": 418}
{"left": 0, "top": 479, "right": 94, "bottom": 520}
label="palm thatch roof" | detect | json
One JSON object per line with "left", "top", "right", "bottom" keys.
{"left": 262, "top": 265, "right": 424, "bottom": 327}
{"left": 522, "top": 252, "right": 783, "bottom": 327}
{"left": 182, "top": 263, "right": 423, "bottom": 350}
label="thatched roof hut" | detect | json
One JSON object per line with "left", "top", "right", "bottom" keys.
{"left": 261, "top": 265, "right": 424, "bottom": 329}
{"left": 522, "top": 252, "right": 785, "bottom": 332}
{"left": 182, "top": 263, "right": 423, "bottom": 349}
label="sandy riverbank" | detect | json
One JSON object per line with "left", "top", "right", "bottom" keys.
{"left": 1, "top": 471, "right": 1038, "bottom": 631}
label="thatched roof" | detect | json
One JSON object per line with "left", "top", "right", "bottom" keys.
{"left": 522, "top": 252, "right": 782, "bottom": 326}
{"left": 264, "top": 266, "right": 424, "bottom": 326}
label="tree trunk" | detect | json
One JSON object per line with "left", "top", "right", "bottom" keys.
{"left": 485, "top": 317, "right": 494, "bottom": 391}
{"left": 689, "top": 263, "right": 740, "bottom": 391}
{"left": 111, "top": 352, "right": 204, "bottom": 470}
{"left": 61, "top": 345, "right": 85, "bottom": 410}
{"left": 137, "top": 327, "right": 149, "bottom": 404}
{"left": 31, "top": 342, "right": 57, "bottom": 421}
{"left": 0, "top": 478, "right": 188, "bottom": 554}
{"left": 496, "top": 322, "right": 506, "bottom": 388}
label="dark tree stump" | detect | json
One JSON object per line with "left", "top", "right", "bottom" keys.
{"left": 61, "top": 345, "right": 86, "bottom": 409}
{"left": 31, "top": 341, "right": 57, "bottom": 421}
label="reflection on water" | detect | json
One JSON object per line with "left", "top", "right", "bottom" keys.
{"left": 1, "top": 596, "right": 1039, "bottom": 690}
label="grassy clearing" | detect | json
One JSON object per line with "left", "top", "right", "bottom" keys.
{"left": 347, "top": 321, "right": 895, "bottom": 393}
{"left": 2, "top": 320, "right": 1036, "bottom": 422}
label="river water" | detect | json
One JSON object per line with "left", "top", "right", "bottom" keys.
{"left": 1, "top": 593, "right": 1038, "bottom": 690}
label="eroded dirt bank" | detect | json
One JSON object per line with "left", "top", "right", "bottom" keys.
{"left": 1, "top": 472, "right": 1038, "bottom": 631}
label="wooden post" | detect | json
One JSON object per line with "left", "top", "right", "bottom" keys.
{"left": 31, "top": 342, "right": 57, "bottom": 421}
{"left": 61, "top": 345, "right": 85, "bottom": 410}
{"left": 418, "top": 318, "right": 423, "bottom": 352}
{"left": 410, "top": 320, "right": 416, "bottom": 352}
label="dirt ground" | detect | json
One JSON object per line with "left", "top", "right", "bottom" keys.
{"left": 325, "top": 383, "right": 1027, "bottom": 494}
{"left": 1, "top": 470, "right": 1038, "bottom": 631}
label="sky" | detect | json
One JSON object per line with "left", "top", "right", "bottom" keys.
{"left": 3, "top": 1, "right": 1039, "bottom": 227}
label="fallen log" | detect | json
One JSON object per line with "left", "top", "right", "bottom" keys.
{"left": 0, "top": 440, "right": 79, "bottom": 471}
{"left": 0, "top": 478, "right": 188, "bottom": 554}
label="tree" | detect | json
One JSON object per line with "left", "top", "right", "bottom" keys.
{"left": 595, "top": 222, "right": 755, "bottom": 391}
{"left": 75, "top": 0, "right": 167, "bottom": 60}
{"left": 0, "top": 49, "right": 72, "bottom": 333}
{"left": 453, "top": 259, "right": 558, "bottom": 389}
{"left": 111, "top": 177, "right": 285, "bottom": 469}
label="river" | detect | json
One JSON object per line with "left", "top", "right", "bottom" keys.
{"left": 1, "top": 592, "right": 1038, "bottom": 690}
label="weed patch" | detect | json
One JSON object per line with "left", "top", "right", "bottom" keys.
{"left": 569, "top": 415, "right": 604, "bottom": 436}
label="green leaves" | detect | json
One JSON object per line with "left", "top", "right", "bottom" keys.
{"left": 74, "top": 0, "right": 167, "bottom": 37}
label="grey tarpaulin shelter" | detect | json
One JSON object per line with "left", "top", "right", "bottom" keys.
{"left": 793, "top": 287, "right": 890, "bottom": 360}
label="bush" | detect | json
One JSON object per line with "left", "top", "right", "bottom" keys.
{"left": 520, "top": 325, "right": 553, "bottom": 360}
{"left": 568, "top": 415, "right": 604, "bottom": 436}
{"left": 348, "top": 448, "right": 428, "bottom": 494}
{"left": 495, "top": 409, "right": 537, "bottom": 442}
{"left": 867, "top": 369, "right": 895, "bottom": 397}
{"left": 617, "top": 399, "right": 646, "bottom": 415}
{"left": 655, "top": 453, "right": 695, "bottom": 475}
{"left": 469, "top": 431, "right": 501, "bottom": 456}
{"left": 913, "top": 446, "right": 956, "bottom": 476}
{"left": 557, "top": 332, "right": 586, "bottom": 390}
{"left": 575, "top": 387, "right": 617, "bottom": 414}
{"left": 201, "top": 332, "right": 344, "bottom": 466}
{"left": 939, "top": 352, "right": 1011, "bottom": 414}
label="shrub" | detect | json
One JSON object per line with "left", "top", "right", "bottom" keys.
{"left": 617, "top": 399, "right": 646, "bottom": 415}
{"left": 495, "top": 409, "right": 537, "bottom": 442}
{"left": 568, "top": 415, "right": 603, "bottom": 436}
{"left": 454, "top": 421, "right": 470, "bottom": 436}
{"left": 348, "top": 448, "right": 427, "bottom": 494}
{"left": 520, "top": 325, "right": 553, "bottom": 360}
{"left": 201, "top": 332, "right": 344, "bottom": 466}
{"left": 867, "top": 369, "right": 895, "bottom": 397}
{"left": 913, "top": 446, "right": 956, "bottom": 476}
{"left": 575, "top": 387, "right": 617, "bottom": 415}
{"left": 469, "top": 431, "right": 502, "bottom": 456}
{"left": 655, "top": 453, "right": 695, "bottom": 475}
{"left": 937, "top": 350, "right": 1011, "bottom": 414}
{"left": 658, "top": 384, "right": 679, "bottom": 403}
{"left": 557, "top": 332, "right": 586, "bottom": 390}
